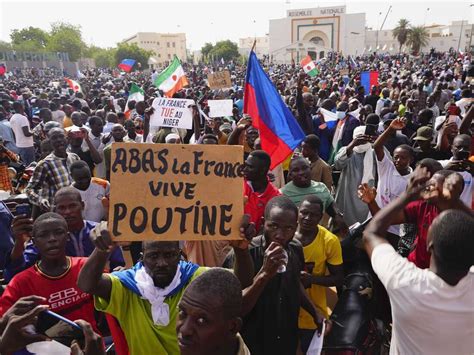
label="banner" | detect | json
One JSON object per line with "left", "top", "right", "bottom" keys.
{"left": 108, "top": 143, "right": 244, "bottom": 241}
{"left": 208, "top": 99, "right": 233, "bottom": 117}
{"left": 207, "top": 70, "right": 231, "bottom": 89}
{"left": 150, "top": 97, "right": 195, "bottom": 129}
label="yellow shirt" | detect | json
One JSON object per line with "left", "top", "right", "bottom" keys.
{"left": 95, "top": 268, "right": 208, "bottom": 354}
{"left": 63, "top": 116, "right": 73, "bottom": 128}
{"left": 299, "top": 226, "right": 342, "bottom": 329}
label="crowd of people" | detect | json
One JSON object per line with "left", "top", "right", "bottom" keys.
{"left": 0, "top": 48, "right": 472, "bottom": 354}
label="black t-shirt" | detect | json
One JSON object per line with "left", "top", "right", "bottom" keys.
{"left": 224, "top": 236, "right": 304, "bottom": 355}
{"left": 364, "top": 94, "right": 379, "bottom": 112}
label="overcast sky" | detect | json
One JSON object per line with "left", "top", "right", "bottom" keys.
{"left": 1, "top": 0, "right": 472, "bottom": 51}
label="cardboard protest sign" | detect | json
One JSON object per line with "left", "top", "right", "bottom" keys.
{"left": 150, "top": 97, "right": 195, "bottom": 129}
{"left": 339, "top": 69, "right": 349, "bottom": 76}
{"left": 207, "top": 70, "right": 231, "bottom": 89}
{"left": 208, "top": 99, "right": 233, "bottom": 118}
{"left": 108, "top": 143, "right": 244, "bottom": 241}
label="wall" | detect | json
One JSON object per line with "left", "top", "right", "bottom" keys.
{"left": 123, "top": 32, "right": 187, "bottom": 68}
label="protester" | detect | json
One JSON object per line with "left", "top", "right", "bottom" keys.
{"left": 301, "top": 134, "right": 333, "bottom": 189}
{"left": 280, "top": 156, "right": 347, "bottom": 233}
{"left": 70, "top": 160, "right": 110, "bottom": 222}
{"left": 5, "top": 187, "right": 124, "bottom": 280}
{"left": 224, "top": 196, "right": 325, "bottom": 355}
{"left": 77, "top": 218, "right": 254, "bottom": 354}
{"left": 295, "top": 195, "right": 343, "bottom": 353}
{"left": 9, "top": 102, "right": 35, "bottom": 165}
{"left": 176, "top": 268, "right": 250, "bottom": 355}
{"left": 0, "top": 213, "right": 100, "bottom": 338}
{"left": 363, "top": 167, "right": 474, "bottom": 354}
{"left": 243, "top": 150, "right": 281, "bottom": 232}
{"left": 334, "top": 124, "right": 377, "bottom": 226}
{"left": 25, "top": 127, "right": 80, "bottom": 213}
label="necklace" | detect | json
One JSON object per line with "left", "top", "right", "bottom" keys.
{"left": 36, "top": 257, "right": 71, "bottom": 279}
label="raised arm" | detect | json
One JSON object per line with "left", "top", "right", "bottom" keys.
{"left": 81, "top": 128, "right": 102, "bottom": 164}
{"left": 459, "top": 104, "right": 473, "bottom": 135}
{"left": 373, "top": 117, "right": 406, "bottom": 161}
{"left": 77, "top": 223, "right": 114, "bottom": 301}
{"left": 227, "top": 117, "right": 250, "bottom": 145}
{"left": 363, "top": 167, "right": 430, "bottom": 258}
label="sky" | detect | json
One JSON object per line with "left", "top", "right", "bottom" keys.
{"left": 0, "top": 0, "right": 473, "bottom": 51}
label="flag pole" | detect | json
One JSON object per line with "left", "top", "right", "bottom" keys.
{"left": 251, "top": 39, "right": 257, "bottom": 53}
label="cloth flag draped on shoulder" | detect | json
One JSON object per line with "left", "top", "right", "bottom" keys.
{"left": 300, "top": 55, "right": 319, "bottom": 77}
{"left": 125, "top": 83, "right": 145, "bottom": 117}
{"left": 154, "top": 56, "right": 189, "bottom": 97}
{"left": 118, "top": 59, "right": 136, "bottom": 73}
{"left": 244, "top": 51, "right": 305, "bottom": 169}
{"left": 65, "top": 78, "right": 81, "bottom": 93}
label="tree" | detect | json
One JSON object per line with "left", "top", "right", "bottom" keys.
{"left": 10, "top": 27, "right": 50, "bottom": 50}
{"left": 46, "top": 22, "right": 86, "bottom": 61}
{"left": 114, "top": 43, "right": 154, "bottom": 70}
{"left": 209, "top": 40, "right": 239, "bottom": 62}
{"left": 392, "top": 19, "right": 410, "bottom": 54}
{"left": 84, "top": 46, "right": 116, "bottom": 68}
{"left": 406, "top": 26, "right": 429, "bottom": 55}
{"left": 201, "top": 42, "right": 214, "bottom": 57}
{"left": 0, "top": 41, "right": 12, "bottom": 51}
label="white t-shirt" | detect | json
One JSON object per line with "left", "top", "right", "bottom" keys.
{"left": 74, "top": 179, "right": 110, "bottom": 222}
{"left": 52, "top": 110, "right": 66, "bottom": 126}
{"left": 372, "top": 244, "right": 474, "bottom": 355}
{"left": 439, "top": 159, "right": 473, "bottom": 207}
{"left": 434, "top": 115, "right": 462, "bottom": 146}
{"left": 9, "top": 113, "right": 34, "bottom": 148}
{"left": 373, "top": 154, "right": 411, "bottom": 235}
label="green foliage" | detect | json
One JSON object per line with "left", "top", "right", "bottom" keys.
{"left": 4, "top": 22, "right": 153, "bottom": 68}
{"left": 84, "top": 46, "right": 116, "bottom": 68}
{"left": 46, "top": 22, "right": 86, "bottom": 61}
{"left": 201, "top": 40, "right": 239, "bottom": 63}
{"left": 201, "top": 42, "right": 214, "bottom": 57}
{"left": 114, "top": 43, "right": 154, "bottom": 69}
{"left": 406, "top": 26, "right": 430, "bottom": 54}
{"left": 10, "top": 27, "right": 50, "bottom": 50}
{"left": 392, "top": 19, "right": 410, "bottom": 54}
{"left": 0, "top": 41, "right": 12, "bottom": 51}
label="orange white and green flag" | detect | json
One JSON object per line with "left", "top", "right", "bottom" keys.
{"left": 153, "top": 56, "right": 189, "bottom": 97}
{"left": 300, "top": 55, "right": 319, "bottom": 77}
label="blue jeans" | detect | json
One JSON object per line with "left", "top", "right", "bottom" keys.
{"left": 18, "top": 146, "right": 35, "bottom": 165}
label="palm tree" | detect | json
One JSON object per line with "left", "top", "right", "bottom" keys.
{"left": 392, "top": 19, "right": 411, "bottom": 54}
{"left": 406, "top": 26, "right": 429, "bottom": 55}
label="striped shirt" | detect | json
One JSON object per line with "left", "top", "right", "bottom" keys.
{"left": 26, "top": 152, "right": 80, "bottom": 206}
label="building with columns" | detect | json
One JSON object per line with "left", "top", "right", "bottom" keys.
{"left": 269, "top": 5, "right": 366, "bottom": 64}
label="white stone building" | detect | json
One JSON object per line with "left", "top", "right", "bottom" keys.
{"left": 122, "top": 32, "right": 187, "bottom": 68}
{"left": 268, "top": 5, "right": 366, "bottom": 64}
{"left": 365, "top": 21, "right": 473, "bottom": 54}
{"left": 238, "top": 36, "right": 270, "bottom": 58}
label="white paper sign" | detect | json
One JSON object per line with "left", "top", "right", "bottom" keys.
{"left": 208, "top": 99, "right": 233, "bottom": 118}
{"left": 150, "top": 97, "right": 195, "bottom": 129}
{"left": 307, "top": 321, "right": 325, "bottom": 354}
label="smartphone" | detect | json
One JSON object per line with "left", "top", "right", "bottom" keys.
{"left": 364, "top": 124, "right": 378, "bottom": 137}
{"left": 36, "top": 310, "right": 84, "bottom": 348}
{"left": 15, "top": 203, "right": 31, "bottom": 217}
{"left": 457, "top": 151, "right": 470, "bottom": 161}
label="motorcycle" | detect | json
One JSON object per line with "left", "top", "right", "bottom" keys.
{"left": 322, "top": 219, "right": 388, "bottom": 355}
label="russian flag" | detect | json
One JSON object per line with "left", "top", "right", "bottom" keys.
{"left": 244, "top": 51, "right": 305, "bottom": 169}
{"left": 118, "top": 59, "right": 136, "bottom": 73}
{"left": 360, "top": 71, "right": 379, "bottom": 94}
